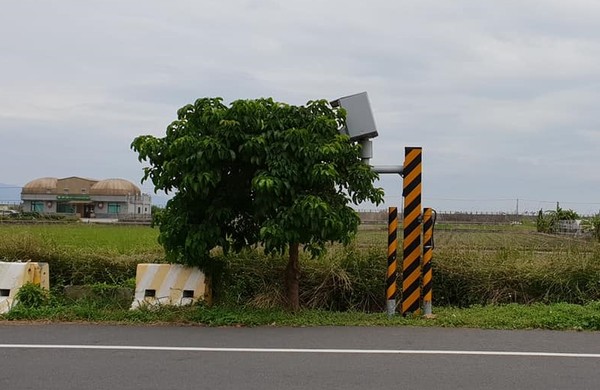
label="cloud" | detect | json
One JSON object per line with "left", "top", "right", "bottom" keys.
{"left": 1, "top": 0, "right": 600, "bottom": 212}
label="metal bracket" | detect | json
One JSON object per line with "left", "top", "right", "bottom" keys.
{"left": 372, "top": 165, "right": 404, "bottom": 176}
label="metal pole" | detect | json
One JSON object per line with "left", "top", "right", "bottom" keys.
{"left": 359, "top": 142, "right": 406, "bottom": 317}
{"left": 422, "top": 208, "right": 434, "bottom": 317}
{"left": 366, "top": 158, "right": 403, "bottom": 318}
{"left": 386, "top": 207, "right": 398, "bottom": 317}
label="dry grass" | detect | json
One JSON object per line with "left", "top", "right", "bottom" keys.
{"left": 2, "top": 223, "right": 600, "bottom": 309}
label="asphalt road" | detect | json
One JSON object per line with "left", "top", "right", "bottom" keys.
{"left": 1, "top": 323, "right": 599, "bottom": 389}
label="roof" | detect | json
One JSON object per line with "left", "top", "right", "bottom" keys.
{"left": 90, "top": 178, "right": 141, "bottom": 196}
{"left": 22, "top": 176, "right": 142, "bottom": 197}
{"left": 21, "top": 177, "right": 58, "bottom": 194}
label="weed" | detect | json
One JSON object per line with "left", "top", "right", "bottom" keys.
{"left": 3, "top": 289, "right": 600, "bottom": 330}
{"left": 2, "top": 223, "right": 600, "bottom": 310}
{"left": 15, "top": 283, "right": 49, "bottom": 309}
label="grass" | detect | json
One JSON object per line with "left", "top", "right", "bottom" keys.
{"left": 3, "top": 299, "right": 600, "bottom": 331}
{"left": 353, "top": 225, "right": 600, "bottom": 306}
{"left": 0, "top": 224, "right": 162, "bottom": 254}
{"left": 0, "top": 224, "right": 163, "bottom": 285}
{"left": 1, "top": 221, "right": 600, "bottom": 330}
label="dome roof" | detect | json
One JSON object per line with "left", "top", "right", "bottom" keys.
{"left": 90, "top": 178, "right": 141, "bottom": 196}
{"left": 22, "top": 177, "right": 58, "bottom": 194}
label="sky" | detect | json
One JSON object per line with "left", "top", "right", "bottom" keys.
{"left": 1, "top": 0, "right": 600, "bottom": 214}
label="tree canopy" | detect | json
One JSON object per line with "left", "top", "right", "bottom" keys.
{"left": 131, "top": 97, "right": 383, "bottom": 309}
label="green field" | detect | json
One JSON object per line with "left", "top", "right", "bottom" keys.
{"left": 0, "top": 224, "right": 162, "bottom": 254}
{"left": 2, "top": 222, "right": 600, "bottom": 329}
{"left": 0, "top": 224, "right": 163, "bottom": 285}
{"left": 2, "top": 221, "right": 592, "bottom": 255}
{"left": 1, "top": 222, "right": 600, "bottom": 307}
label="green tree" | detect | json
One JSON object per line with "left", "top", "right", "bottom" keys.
{"left": 591, "top": 214, "right": 600, "bottom": 242}
{"left": 582, "top": 213, "right": 600, "bottom": 242}
{"left": 131, "top": 97, "right": 383, "bottom": 310}
{"left": 536, "top": 204, "right": 580, "bottom": 233}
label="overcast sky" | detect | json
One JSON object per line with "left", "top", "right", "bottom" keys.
{"left": 1, "top": 1, "right": 600, "bottom": 213}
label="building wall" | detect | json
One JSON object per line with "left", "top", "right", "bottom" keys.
{"left": 92, "top": 194, "right": 151, "bottom": 218}
{"left": 22, "top": 197, "right": 56, "bottom": 213}
{"left": 57, "top": 177, "right": 97, "bottom": 196}
{"left": 22, "top": 184, "right": 151, "bottom": 218}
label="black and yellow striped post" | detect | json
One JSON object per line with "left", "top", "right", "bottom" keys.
{"left": 386, "top": 207, "right": 398, "bottom": 317}
{"left": 401, "top": 147, "right": 422, "bottom": 316}
{"left": 422, "top": 208, "right": 434, "bottom": 316}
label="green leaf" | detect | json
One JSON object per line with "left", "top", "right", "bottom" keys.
{"left": 131, "top": 95, "right": 384, "bottom": 273}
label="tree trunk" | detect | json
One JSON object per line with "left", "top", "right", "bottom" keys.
{"left": 285, "top": 242, "right": 300, "bottom": 311}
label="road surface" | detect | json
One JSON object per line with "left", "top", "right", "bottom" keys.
{"left": 1, "top": 323, "right": 599, "bottom": 389}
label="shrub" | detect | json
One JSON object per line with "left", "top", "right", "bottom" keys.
{"left": 15, "top": 283, "right": 50, "bottom": 308}
{"left": 536, "top": 206, "right": 580, "bottom": 233}
{"left": 214, "top": 245, "right": 387, "bottom": 312}
{"left": 582, "top": 214, "right": 600, "bottom": 242}
{"left": 3, "top": 224, "right": 600, "bottom": 311}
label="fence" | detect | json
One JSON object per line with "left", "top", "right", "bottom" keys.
{"left": 357, "top": 210, "right": 529, "bottom": 225}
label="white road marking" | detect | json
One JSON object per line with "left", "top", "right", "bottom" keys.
{"left": 0, "top": 344, "right": 599, "bottom": 358}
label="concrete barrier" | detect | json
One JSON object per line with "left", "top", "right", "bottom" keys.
{"left": 131, "top": 264, "right": 209, "bottom": 310}
{"left": 0, "top": 261, "right": 49, "bottom": 314}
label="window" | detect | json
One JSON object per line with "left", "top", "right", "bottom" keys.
{"left": 107, "top": 203, "right": 121, "bottom": 214}
{"left": 31, "top": 201, "right": 44, "bottom": 213}
{"left": 57, "top": 202, "right": 75, "bottom": 213}
{"left": 137, "top": 207, "right": 141, "bottom": 214}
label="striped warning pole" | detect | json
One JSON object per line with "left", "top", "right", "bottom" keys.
{"left": 386, "top": 207, "right": 398, "bottom": 317}
{"left": 401, "top": 147, "right": 422, "bottom": 316}
{"left": 422, "top": 208, "right": 434, "bottom": 317}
